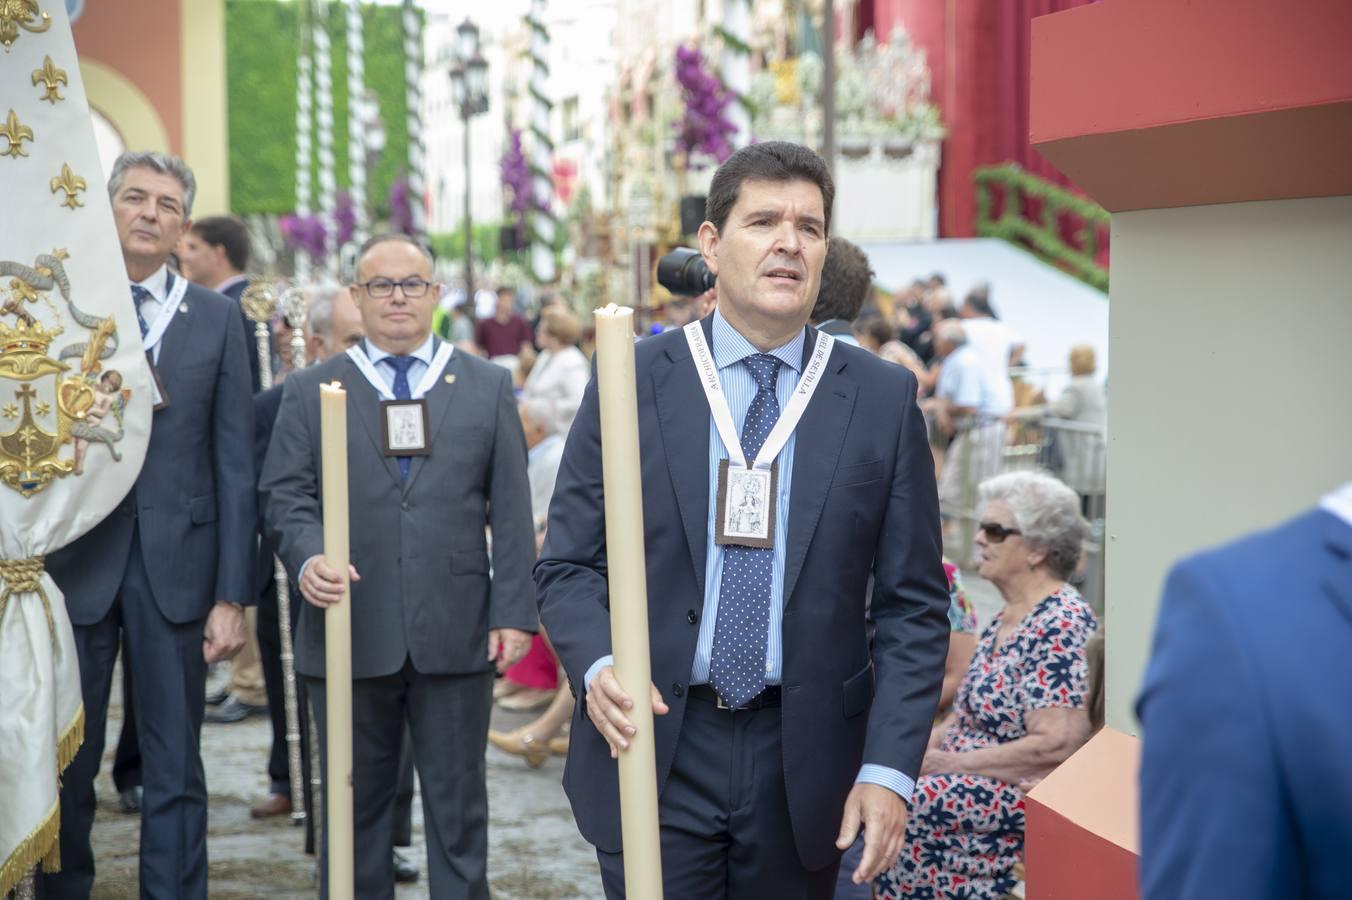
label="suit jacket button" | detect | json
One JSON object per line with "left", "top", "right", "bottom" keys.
{"left": 686, "top": 609, "right": 698, "bottom": 624}
{"left": 671, "top": 683, "right": 684, "bottom": 698}
{"left": 401, "top": 501, "right": 410, "bottom": 511}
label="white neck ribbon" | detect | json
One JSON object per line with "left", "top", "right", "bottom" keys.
{"left": 682, "top": 321, "right": 834, "bottom": 470}
{"left": 345, "top": 340, "right": 454, "bottom": 402}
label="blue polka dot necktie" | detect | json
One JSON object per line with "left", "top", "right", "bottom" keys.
{"left": 709, "top": 353, "right": 782, "bottom": 708}
{"left": 383, "top": 355, "right": 415, "bottom": 481}
{"left": 130, "top": 284, "right": 153, "bottom": 339}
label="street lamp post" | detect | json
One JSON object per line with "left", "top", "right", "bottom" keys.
{"left": 449, "top": 18, "right": 489, "bottom": 305}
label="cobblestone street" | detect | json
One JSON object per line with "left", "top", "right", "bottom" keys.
{"left": 88, "top": 669, "right": 599, "bottom": 900}
{"left": 86, "top": 577, "right": 1002, "bottom": 899}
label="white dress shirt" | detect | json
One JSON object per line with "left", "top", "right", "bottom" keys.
{"left": 132, "top": 264, "right": 172, "bottom": 321}
{"left": 1320, "top": 482, "right": 1352, "bottom": 527}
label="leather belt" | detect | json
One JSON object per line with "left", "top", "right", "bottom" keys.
{"left": 688, "top": 684, "right": 782, "bottom": 710}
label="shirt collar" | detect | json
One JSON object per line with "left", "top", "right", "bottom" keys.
{"left": 215, "top": 273, "right": 248, "bottom": 293}
{"left": 364, "top": 333, "right": 436, "bottom": 367}
{"left": 1320, "top": 482, "right": 1352, "bottom": 528}
{"left": 710, "top": 308, "right": 805, "bottom": 374}
{"left": 134, "top": 265, "right": 171, "bottom": 304}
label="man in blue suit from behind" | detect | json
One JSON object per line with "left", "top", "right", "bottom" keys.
{"left": 1137, "top": 482, "right": 1352, "bottom": 899}
{"left": 537, "top": 142, "right": 951, "bottom": 898}
{"left": 42, "top": 152, "right": 256, "bottom": 900}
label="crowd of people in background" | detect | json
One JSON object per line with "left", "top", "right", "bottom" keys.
{"left": 427, "top": 237, "right": 1110, "bottom": 900}
{"left": 71, "top": 148, "right": 1107, "bottom": 900}
{"left": 452, "top": 235, "right": 1109, "bottom": 899}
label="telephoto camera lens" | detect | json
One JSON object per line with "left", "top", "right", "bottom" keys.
{"left": 656, "top": 247, "right": 716, "bottom": 297}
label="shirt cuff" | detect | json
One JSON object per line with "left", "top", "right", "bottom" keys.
{"left": 584, "top": 654, "right": 615, "bottom": 692}
{"left": 856, "top": 765, "right": 917, "bottom": 804}
{"left": 298, "top": 554, "right": 320, "bottom": 589}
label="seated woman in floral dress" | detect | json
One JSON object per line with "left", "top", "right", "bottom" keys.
{"left": 940, "top": 559, "right": 979, "bottom": 713}
{"left": 876, "top": 471, "right": 1098, "bottom": 900}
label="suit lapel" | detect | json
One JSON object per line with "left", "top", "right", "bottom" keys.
{"left": 403, "top": 348, "right": 462, "bottom": 493}
{"left": 654, "top": 336, "right": 712, "bottom": 596}
{"left": 1324, "top": 512, "right": 1352, "bottom": 626}
{"left": 152, "top": 288, "right": 196, "bottom": 381}
{"left": 338, "top": 354, "right": 403, "bottom": 487}
{"left": 782, "top": 347, "right": 856, "bottom": 607}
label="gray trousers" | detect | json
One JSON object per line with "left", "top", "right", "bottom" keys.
{"left": 307, "top": 662, "right": 492, "bottom": 900}
{"left": 596, "top": 693, "right": 841, "bottom": 899}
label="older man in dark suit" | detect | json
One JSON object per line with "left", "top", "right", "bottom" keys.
{"left": 42, "top": 152, "right": 256, "bottom": 900}
{"left": 537, "top": 142, "right": 951, "bottom": 898}
{"left": 261, "top": 234, "right": 537, "bottom": 899}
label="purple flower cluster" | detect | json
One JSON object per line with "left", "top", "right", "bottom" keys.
{"left": 279, "top": 213, "right": 327, "bottom": 259}
{"left": 333, "top": 191, "right": 356, "bottom": 244}
{"left": 279, "top": 191, "right": 357, "bottom": 258}
{"left": 388, "top": 176, "right": 416, "bottom": 236}
{"left": 500, "top": 128, "right": 547, "bottom": 232}
{"left": 675, "top": 45, "right": 737, "bottom": 166}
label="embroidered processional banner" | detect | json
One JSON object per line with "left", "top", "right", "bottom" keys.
{"left": 0, "top": 2, "right": 154, "bottom": 891}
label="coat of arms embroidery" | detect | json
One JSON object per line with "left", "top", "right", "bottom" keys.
{"left": 0, "top": 250, "right": 131, "bottom": 497}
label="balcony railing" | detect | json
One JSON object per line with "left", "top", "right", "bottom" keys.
{"left": 974, "top": 163, "right": 1110, "bottom": 292}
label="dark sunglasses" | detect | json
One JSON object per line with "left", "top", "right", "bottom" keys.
{"left": 978, "top": 522, "right": 1022, "bottom": 543}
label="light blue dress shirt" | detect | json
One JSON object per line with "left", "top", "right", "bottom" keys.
{"left": 586, "top": 310, "right": 915, "bottom": 801}
{"left": 688, "top": 310, "right": 803, "bottom": 686}
{"left": 362, "top": 333, "right": 436, "bottom": 393}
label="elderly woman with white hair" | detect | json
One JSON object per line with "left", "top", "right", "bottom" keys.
{"left": 876, "top": 471, "right": 1098, "bottom": 900}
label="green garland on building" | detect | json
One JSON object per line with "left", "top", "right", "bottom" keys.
{"left": 973, "top": 163, "right": 1110, "bottom": 293}
{"left": 226, "top": 0, "right": 418, "bottom": 218}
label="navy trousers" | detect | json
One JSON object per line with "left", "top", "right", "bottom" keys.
{"left": 41, "top": 526, "right": 209, "bottom": 900}
{"left": 596, "top": 693, "right": 841, "bottom": 899}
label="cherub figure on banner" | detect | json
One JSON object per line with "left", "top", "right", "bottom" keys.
{"left": 0, "top": 249, "right": 132, "bottom": 497}
{"left": 71, "top": 369, "right": 128, "bottom": 474}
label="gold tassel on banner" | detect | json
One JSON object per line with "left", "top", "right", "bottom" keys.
{"left": 0, "top": 556, "right": 56, "bottom": 645}
{"left": 0, "top": 801, "right": 58, "bottom": 896}
{"left": 55, "top": 707, "right": 85, "bottom": 782}
{"left": 0, "top": 557, "right": 85, "bottom": 895}
{"left": 0, "top": 696, "right": 84, "bottom": 894}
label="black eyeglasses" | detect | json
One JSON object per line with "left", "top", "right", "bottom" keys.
{"left": 978, "top": 522, "right": 1022, "bottom": 543}
{"left": 357, "top": 277, "right": 432, "bottom": 299}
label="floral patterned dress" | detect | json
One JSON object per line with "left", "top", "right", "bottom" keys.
{"left": 945, "top": 560, "right": 979, "bottom": 635}
{"left": 875, "top": 585, "right": 1097, "bottom": 900}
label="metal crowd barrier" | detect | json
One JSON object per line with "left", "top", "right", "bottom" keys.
{"left": 940, "top": 410, "right": 1107, "bottom": 615}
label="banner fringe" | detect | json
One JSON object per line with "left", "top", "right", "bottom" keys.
{"left": 0, "top": 800, "right": 58, "bottom": 896}
{"left": 0, "top": 704, "right": 84, "bottom": 895}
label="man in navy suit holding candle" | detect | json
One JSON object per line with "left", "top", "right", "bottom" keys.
{"left": 537, "top": 142, "right": 951, "bottom": 898}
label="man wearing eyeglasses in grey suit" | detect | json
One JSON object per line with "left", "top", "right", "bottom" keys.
{"left": 262, "top": 234, "right": 537, "bottom": 899}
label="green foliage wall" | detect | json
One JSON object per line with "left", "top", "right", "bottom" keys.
{"left": 428, "top": 223, "right": 507, "bottom": 271}
{"left": 226, "top": 0, "right": 420, "bottom": 218}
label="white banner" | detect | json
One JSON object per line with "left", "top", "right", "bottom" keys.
{"left": 0, "top": 2, "right": 153, "bottom": 891}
